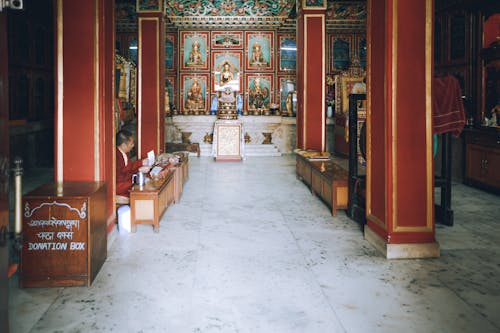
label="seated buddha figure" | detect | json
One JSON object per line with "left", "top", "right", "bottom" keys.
{"left": 219, "top": 61, "right": 234, "bottom": 86}
{"left": 186, "top": 41, "right": 205, "bottom": 67}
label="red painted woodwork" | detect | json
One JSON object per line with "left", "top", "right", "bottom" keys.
{"left": 103, "top": 0, "right": 115, "bottom": 219}
{"left": 296, "top": 16, "right": 304, "bottom": 148}
{"left": 60, "top": 1, "right": 95, "bottom": 181}
{"left": 305, "top": 16, "right": 325, "bottom": 151}
{"left": 296, "top": 12, "right": 326, "bottom": 151}
{"left": 366, "top": 0, "right": 435, "bottom": 245}
{"left": 55, "top": 0, "right": 116, "bottom": 229}
{"left": 368, "top": 0, "right": 387, "bottom": 224}
{"left": 138, "top": 16, "right": 165, "bottom": 158}
{"left": 395, "top": 1, "right": 428, "bottom": 230}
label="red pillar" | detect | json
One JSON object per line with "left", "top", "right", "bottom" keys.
{"left": 54, "top": 0, "right": 115, "bottom": 219}
{"left": 296, "top": 1, "right": 326, "bottom": 151}
{"left": 136, "top": 3, "right": 165, "bottom": 158}
{"left": 365, "top": 0, "right": 439, "bottom": 258}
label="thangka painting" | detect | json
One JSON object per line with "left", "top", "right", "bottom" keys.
{"left": 211, "top": 31, "right": 243, "bottom": 49}
{"left": 180, "top": 31, "right": 209, "bottom": 71}
{"left": 212, "top": 51, "right": 242, "bottom": 92}
{"left": 180, "top": 74, "right": 209, "bottom": 114}
{"left": 302, "top": 0, "right": 326, "bottom": 9}
{"left": 278, "top": 34, "right": 296, "bottom": 72}
{"left": 165, "top": 33, "right": 176, "bottom": 72}
{"left": 245, "top": 31, "right": 274, "bottom": 71}
{"left": 245, "top": 74, "right": 273, "bottom": 111}
{"left": 136, "top": 0, "right": 161, "bottom": 12}
{"left": 279, "top": 76, "right": 296, "bottom": 115}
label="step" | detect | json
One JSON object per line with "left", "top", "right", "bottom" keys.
{"left": 197, "top": 143, "right": 281, "bottom": 157}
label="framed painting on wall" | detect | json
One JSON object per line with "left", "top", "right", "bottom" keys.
{"left": 245, "top": 73, "right": 274, "bottom": 112}
{"left": 329, "top": 34, "right": 352, "bottom": 72}
{"left": 164, "top": 75, "right": 176, "bottom": 115}
{"left": 278, "top": 34, "right": 296, "bottom": 72}
{"left": 245, "top": 31, "right": 274, "bottom": 71}
{"left": 165, "top": 33, "right": 176, "bottom": 72}
{"left": 302, "top": 0, "right": 327, "bottom": 10}
{"left": 180, "top": 73, "right": 209, "bottom": 115}
{"left": 180, "top": 31, "right": 209, "bottom": 71}
{"left": 279, "top": 76, "right": 296, "bottom": 116}
{"left": 211, "top": 31, "right": 243, "bottom": 49}
{"left": 211, "top": 51, "right": 242, "bottom": 92}
{"left": 136, "top": 0, "right": 162, "bottom": 12}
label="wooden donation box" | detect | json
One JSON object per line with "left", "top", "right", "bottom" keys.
{"left": 20, "top": 182, "right": 107, "bottom": 288}
{"left": 214, "top": 120, "right": 242, "bottom": 161}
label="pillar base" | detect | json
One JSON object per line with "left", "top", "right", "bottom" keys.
{"left": 364, "top": 226, "right": 440, "bottom": 259}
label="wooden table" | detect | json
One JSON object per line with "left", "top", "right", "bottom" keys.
{"left": 21, "top": 182, "right": 107, "bottom": 287}
{"left": 129, "top": 155, "right": 189, "bottom": 232}
{"left": 129, "top": 170, "right": 175, "bottom": 233}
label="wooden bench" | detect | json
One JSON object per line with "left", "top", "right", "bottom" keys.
{"left": 165, "top": 142, "right": 200, "bottom": 157}
{"left": 296, "top": 154, "right": 348, "bottom": 216}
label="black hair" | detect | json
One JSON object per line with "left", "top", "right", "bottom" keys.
{"left": 116, "top": 130, "right": 133, "bottom": 146}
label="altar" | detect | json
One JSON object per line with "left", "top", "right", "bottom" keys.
{"left": 165, "top": 115, "right": 295, "bottom": 157}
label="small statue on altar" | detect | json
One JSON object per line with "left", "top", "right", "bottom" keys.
{"left": 210, "top": 94, "right": 218, "bottom": 115}
{"left": 236, "top": 93, "right": 243, "bottom": 115}
{"left": 219, "top": 87, "right": 236, "bottom": 104}
{"left": 186, "top": 41, "right": 204, "bottom": 67}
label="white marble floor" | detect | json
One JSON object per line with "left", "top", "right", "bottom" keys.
{"left": 8, "top": 156, "right": 500, "bottom": 333}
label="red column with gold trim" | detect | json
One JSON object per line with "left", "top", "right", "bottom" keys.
{"left": 136, "top": 3, "right": 165, "bottom": 158}
{"left": 54, "top": 0, "right": 115, "bottom": 221}
{"left": 296, "top": 1, "right": 326, "bottom": 151}
{"left": 365, "top": 0, "right": 439, "bottom": 258}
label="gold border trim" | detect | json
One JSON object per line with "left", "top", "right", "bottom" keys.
{"left": 156, "top": 21, "right": 160, "bottom": 153}
{"left": 391, "top": 0, "right": 397, "bottom": 231}
{"left": 56, "top": 0, "right": 63, "bottom": 182}
{"left": 94, "top": 0, "right": 100, "bottom": 181}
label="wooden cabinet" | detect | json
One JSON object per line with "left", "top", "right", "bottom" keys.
{"left": 21, "top": 182, "right": 107, "bottom": 288}
{"left": 464, "top": 129, "right": 500, "bottom": 193}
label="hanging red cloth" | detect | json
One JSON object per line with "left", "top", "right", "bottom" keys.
{"left": 432, "top": 75, "right": 466, "bottom": 136}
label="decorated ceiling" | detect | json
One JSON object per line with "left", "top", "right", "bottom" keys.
{"left": 116, "top": 0, "right": 366, "bottom": 31}
{"left": 165, "top": 0, "right": 295, "bottom": 17}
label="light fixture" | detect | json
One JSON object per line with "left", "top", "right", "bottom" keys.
{"left": 0, "top": 0, "right": 24, "bottom": 11}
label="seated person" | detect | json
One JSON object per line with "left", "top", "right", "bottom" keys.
{"left": 116, "top": 130, "right": 149, "bottom": 204}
